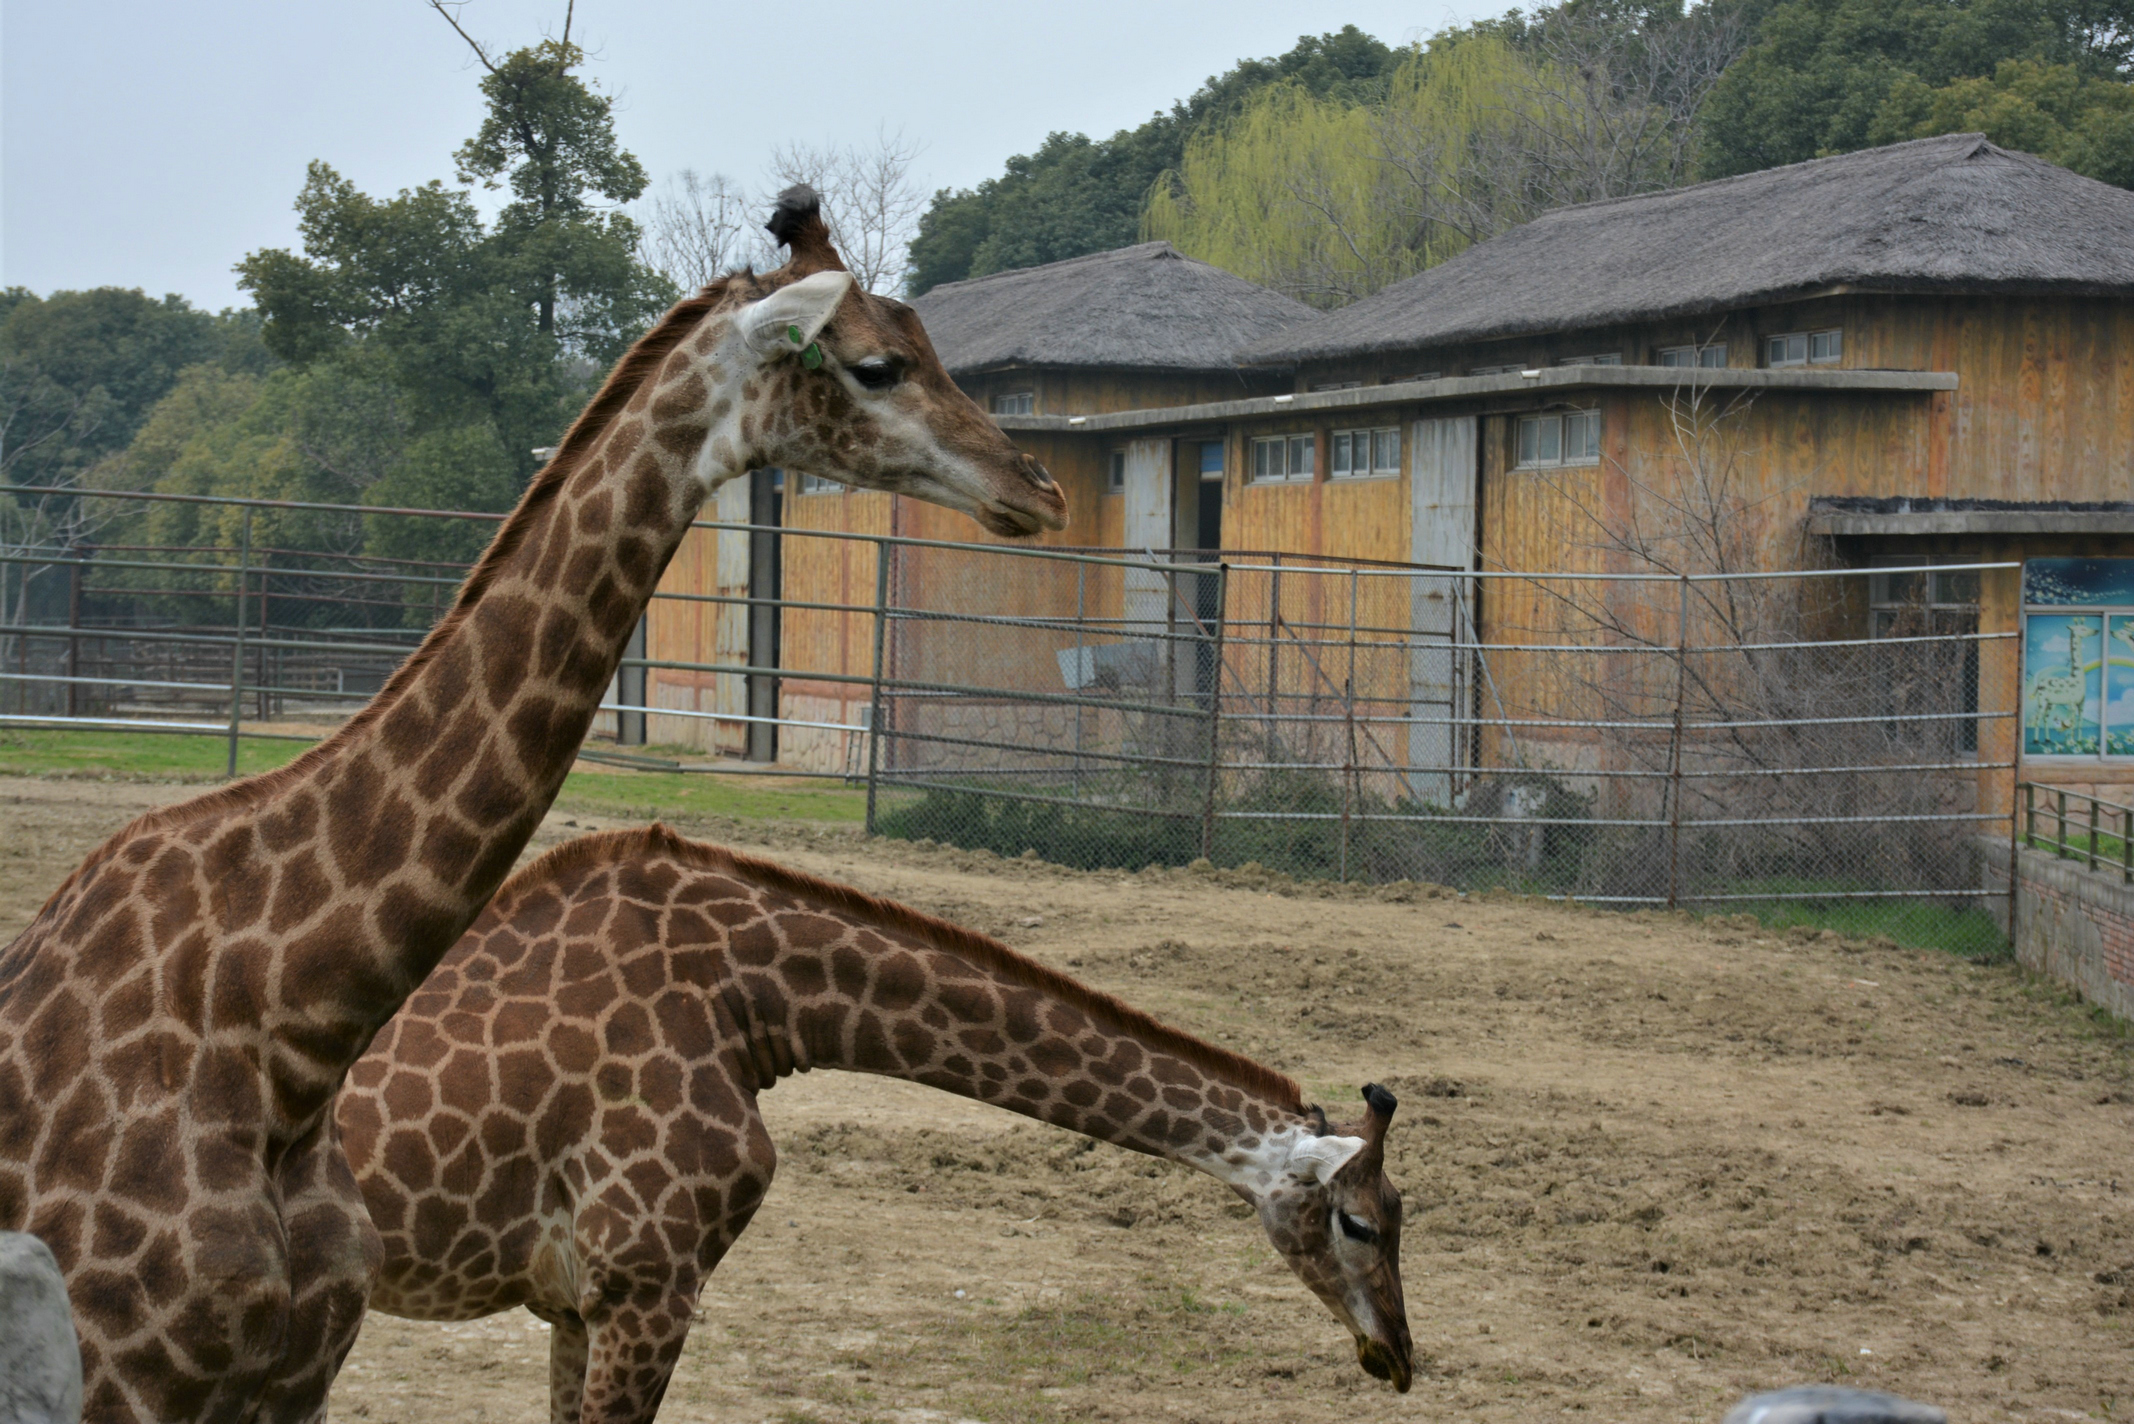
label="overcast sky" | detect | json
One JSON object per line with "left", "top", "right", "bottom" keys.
{"left": 1, "top": 1, "right": 1472, "bottom": 312}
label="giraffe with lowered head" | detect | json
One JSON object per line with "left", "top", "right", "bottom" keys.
{"left": 339, "top": 825, "right": 1413, "bottom": 1424}
{"left": 0, "top": 188, "right": 1066, "bottom": 1424}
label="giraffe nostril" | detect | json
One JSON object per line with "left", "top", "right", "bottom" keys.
{"left": 1022, "top": 455, "right": 1057, "bottom": 491}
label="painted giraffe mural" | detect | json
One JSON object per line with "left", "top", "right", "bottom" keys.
{"left": 0, "top": 189, "right": 1066, "bottom": 1424}
{"left": 337, "top": 826, "right": 1413, "bottom": 1424}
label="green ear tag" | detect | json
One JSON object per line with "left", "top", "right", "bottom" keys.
{"left": 786, "top": 323, "right": 804, "bottom": 345}
{"left": 801, "top": 342, "right": 824, "bottom": 370}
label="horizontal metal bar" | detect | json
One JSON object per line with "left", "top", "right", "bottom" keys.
{"left": 881, "top": 726, "right": 1212, "bottom": 773}
{"left": 0, "top": 714, "right": 319, "bottom": 742}
{"left": 1, "top": 482, "right": 508, "bottom": 523}
{"left": 0, "top": 624, "right": 421, "bottom": 656}
{"left": 871, "top": 775, "right": 1203, "bottom": 820}
{"left": 601, "top": 701, "right": 865, "bottom": 735}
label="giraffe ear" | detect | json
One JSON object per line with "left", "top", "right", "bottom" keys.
{"left": 740, "top": 271, "right": 856, "bottom": 359}
{"left": 1288, "top": 1133, "right": 1367, "bottom": 1185}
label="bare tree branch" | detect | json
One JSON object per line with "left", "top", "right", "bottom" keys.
{"left": 427, "top": 0, "right": 500, "bottom": 74}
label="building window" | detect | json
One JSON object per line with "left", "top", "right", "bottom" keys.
{"left": 1471, "top": 363, "right": 1524, "bottom": 377}
{"left": 1312, "top": 380, "right": 1363, "bottom": 392}
{"left": 2022, "top": 558, "right": 2134, "bottom": 758}
{"left": 1870, "top": 559, "right": 1980, "bottom": 753}
{"left": 1331, "top": 426, "right": 1401, "bottom": 479}
{"left": 798, "top": 472, "right": 843, "bottom": 494}
{"left": 1658, "top": 344, "right": 1728, "bottom": 368}
{"left": 1249, "top": 433, "right": 1315, "bottom": 483}
{"left": 1558, "top": 353, "right": 1623, "bottom": 367}
{"left": 991, "top": 390, "right": 1035, "bottom": 415}
{"left": 1107, "top": 449, "right": 1127, "bottom": 494}
{"left": 1513, "top": 410, "right": 1601, "bottom": 468}
{"left": 1395, "top": 371, "right": 1443, "bottom": 383}
{"left": 1765, "top": 330, "right": 1841, "bottom": 367}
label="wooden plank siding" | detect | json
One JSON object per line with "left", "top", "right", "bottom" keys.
{"left": 643, "top": 294, "right": 2133, "bottom": 812}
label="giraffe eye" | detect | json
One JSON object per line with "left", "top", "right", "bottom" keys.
{"left": 1336, "top": 1210, "right": 1379, "bottom": 1246}
{"left": 850, "top": 358, "right": 902, "bottom": 391}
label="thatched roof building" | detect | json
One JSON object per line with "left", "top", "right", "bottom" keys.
{"left": 912, "top": 241, "right": 1312, "bottom": 376}
{"left": 1245, "top": 134, "right": 2134, "bottom": 365}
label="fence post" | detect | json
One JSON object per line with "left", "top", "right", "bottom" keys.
{"left": 1664, "top": 573, "right": 1690, "bottom": 910}
{"left": 65, "top": 545, "right": 83, "bottom": 719}
{"left": 2056, "top": 788, "right": 2068, "bottom": 859}
{"left": 1339, "top": 566, "right": 1360, "bottom": 882}
{"left": 2088, "top": 794, "right": 2100, "bottom": 871}
{"left": 1072, "top": 560, "right": 1086, "bottom": 799}
{"left": 225, "top": 507, "right": 252, "bottom": 781}
{"left": 2123, "top": 803, "right": 2131, "bottom": 885}
{"left": 1200, "top": 563, "right": 1228, "bottom": 862}
{"left": 863, "top": 538, "right": 892, "bottom": 836}
{"left": 1265, "top": 554, "right": 1281, "bottom": 751}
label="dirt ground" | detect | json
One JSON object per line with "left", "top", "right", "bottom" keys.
{"left": 4, "top": 773, "right": 2132, "bottom": 1424}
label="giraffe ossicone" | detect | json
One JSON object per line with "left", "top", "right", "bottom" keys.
{"left": 0, "top": 184, "right": 1062, "bottom": 1424}
{"left": 341, "top": 826, "right": 1416, "bottom": 1423}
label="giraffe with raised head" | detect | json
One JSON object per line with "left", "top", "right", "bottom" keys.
{"left": 339, "top": 825, "right": 1414, "bottom": 1424}
{"left": 0, "top": 188, "right": 1066, "bottom": 1424}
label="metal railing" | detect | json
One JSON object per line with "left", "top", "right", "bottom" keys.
{"left": 2020, "top": 782, "right": 2134, "bottom": 882}
{"left": 1, "top": 485, "right": 2019, "bottom": 941}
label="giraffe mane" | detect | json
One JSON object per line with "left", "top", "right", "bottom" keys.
{"left": 493, "top": 826, "right": 1310, "bottom": 1114}
{"left": 106, "top": 279, "right": 771, "bottom": 845}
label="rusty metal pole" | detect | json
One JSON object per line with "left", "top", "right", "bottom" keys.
{"left": 1665, "top": 573, "right": 1690, "bottom": 911}
{"left": 225, "top": 508, "right": 252, "bottom": 781}
{"left": 864, "top": 538, "right": 891, "bottom": 835}
{"left": 1200, "top": 563, "right": 1227, "bottom": 862}
{"left": 65, "top": 545, "right": 83, "bottom": 719}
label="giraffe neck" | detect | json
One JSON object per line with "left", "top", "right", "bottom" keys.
{"left": 177, "top": 297, "right": 748, "bottom": 1123}
{"left": 674, "top": 843, "right": 1319, "bottom": 1197}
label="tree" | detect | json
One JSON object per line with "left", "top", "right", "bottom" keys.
{"left": 238, "top": 6, "right": 674, "bottom": 490}
{"left": 765, "top": 131, "right": 929, "bottom": 294}
{"left": 430, "top": 1, "right": 664, "bottom": 349}
{"left": 1146, "top": 13, "right": 1737, "bottom": 307}
{"left": 906, "top": 27, "right": 1404, "bottom": 293}
{"left": 0, "top": 288, "right": 237, "bottom": 489}
{"left": 639, "top": 169, "right": 770, "bottom": 291}
{"left": 1697, "top": 0, "right": 2134, "bottom": 179}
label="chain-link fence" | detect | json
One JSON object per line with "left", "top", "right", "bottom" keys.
{"left": 863, "top": 543, "right": 2018, "bottom": 949}
{"left": 2, "top": 485, "right": 2015, "bottom": 945}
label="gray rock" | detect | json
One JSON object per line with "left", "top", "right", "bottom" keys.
{"left": 0, "top": 1232, "right": 81, "bottom": 1424}
{"left": 1724, "top": 1386, "right": 1946, "bottom": 1424}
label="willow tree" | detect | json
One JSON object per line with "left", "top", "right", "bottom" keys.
{"left": 1144, "top": 36, "right": 1548, "bottom": 307}
{"left": 1146, "top": 13, "right": 1739, "bottom": 307}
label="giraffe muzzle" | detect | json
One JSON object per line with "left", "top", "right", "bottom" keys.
{"left": 1357, "top": 1334, "right": 1413, "bottom": 1393}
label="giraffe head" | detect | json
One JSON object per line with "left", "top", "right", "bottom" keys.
{"left": 1257, "top": 1083, "right": 1413, "bottom": 1392}
{"left": 699, "top": 186, "right": 1066, "bottom": 537}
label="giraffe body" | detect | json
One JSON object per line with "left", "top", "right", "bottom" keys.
{"left": 0, "top": 191, "right": 1064, "bottom": 1424}
{"left": 340, "top": 827, "right": 1413, "bottom": 1424}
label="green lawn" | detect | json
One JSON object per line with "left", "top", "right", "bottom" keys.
{"left": 0, "top": 727, "right": 867, "bottom": 824}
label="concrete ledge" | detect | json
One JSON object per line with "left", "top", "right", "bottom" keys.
{"left": 1813, "top": 509, "right": 2134, "bottom": 536}
{"left": 993, "top": 367, "right": 1958, "bottom": 436}
{"left": 1980, "top": 838, "right": 2134, "bottom": 1022}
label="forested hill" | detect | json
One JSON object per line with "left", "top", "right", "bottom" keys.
{"left": 905, "top": 27, "right": 1404, "bottom": 295}
{"left": 909, "top": 0, "right": 2134, "bottom": 299}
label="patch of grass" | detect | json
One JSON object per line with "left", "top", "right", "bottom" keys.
{"left": 0, "top": 727, "right": 306, "bottom": 780}
{"left": 0, "top": 727, "right": 867, "bottom": 824}
{"left": 552, "top": 769, "right": 866, "bottom": 825}
{"left": 1721, "top": 894, "right": 2010, "bottom": 959}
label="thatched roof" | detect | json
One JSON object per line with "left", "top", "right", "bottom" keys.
{"left": 911, "top": 241, "right": 1313, "bottom": 375}
{"left": 1246, "top": 135, "right": 2134, "bottom": 365}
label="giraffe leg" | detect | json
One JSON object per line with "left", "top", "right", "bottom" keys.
{"left": 254, "top": 1114, "right": 385, "bottom": 1424}
{"left": 577, "top": 1287, "right": 699, "bottom": 1424}
{"left": 537, "top": 1308, "right": 591, "bottom": 1424}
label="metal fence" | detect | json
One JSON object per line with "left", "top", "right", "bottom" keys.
{"left": 1, "top": 486, "right": 2015, "bottom": 942}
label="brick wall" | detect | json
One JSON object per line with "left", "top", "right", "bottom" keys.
{"left": 1981, "top": 839, "right": 2134, "bottom": 1022}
